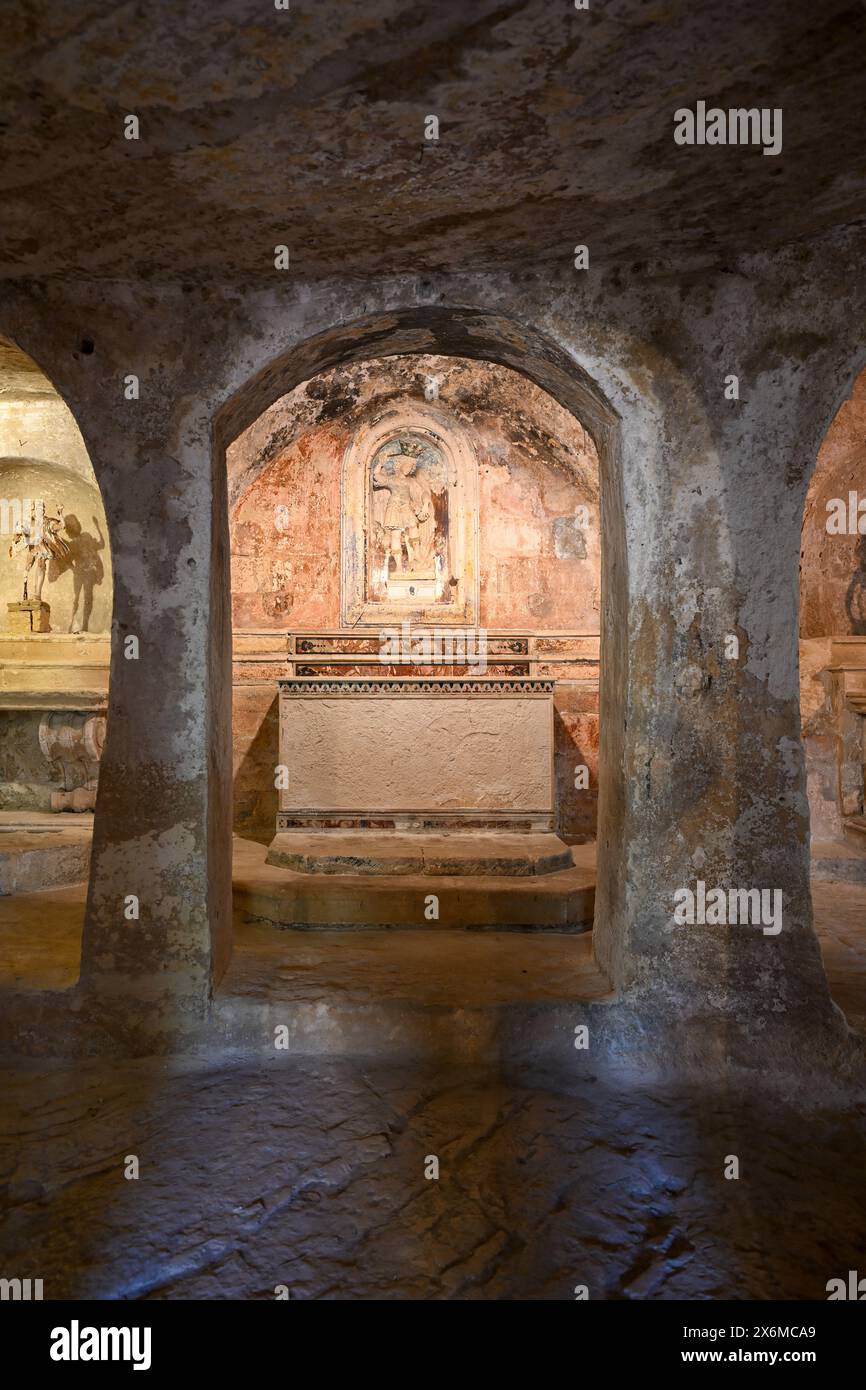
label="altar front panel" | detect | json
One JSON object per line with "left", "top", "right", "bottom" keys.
{"left": 277, "top": 677, "right": 555, "bottom": 830}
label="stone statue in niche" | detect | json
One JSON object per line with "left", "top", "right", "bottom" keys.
{"left": 342, "top": 409, "right": 476, "bottom": 626}
{"left": 9, "top": 503, "right": 69, "bottom": 603}
{"left": 6, "top": 503, "right": 71, "bottom": 634}
{"left": 370, "top": 435, "right": 447, "bottom": 603}
{"left": 372, "top": 443, "right": 434, "bottom": 572}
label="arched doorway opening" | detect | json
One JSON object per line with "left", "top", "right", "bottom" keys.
{"left": 229, "top": 354, "right": 600, "bottom": 923}
{"left": 213, "top": 307, "right": 625, "bottom": 995}
{"left": 0, "top": 336, "right": 113, "bottom": 993}
{"left": 801, "top": 362, "right": 866, "bottom": 1032}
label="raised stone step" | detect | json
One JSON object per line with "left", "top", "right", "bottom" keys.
{"left": 266, "top": 829, "right": 574, "bottom": 877}
{"left": 0, "top": 812, "right": 93, "bottom": 895}
{"left": 0, "top": 873, "right": 613, "bottom": 1059}
{"left": 811, "top": 835, "right": 866, "bottom": 883}
{"left": 237, "top": 836, "right": 595, "bottom": 932}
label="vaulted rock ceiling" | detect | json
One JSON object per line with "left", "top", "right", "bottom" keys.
{"left": 1, "top": 0, "right": 864, "bottom": 282}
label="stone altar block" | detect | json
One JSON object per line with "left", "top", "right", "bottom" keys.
{"left": 271, "top": 676, "right": 556, "bottom": 834}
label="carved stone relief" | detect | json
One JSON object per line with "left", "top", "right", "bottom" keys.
{"left": 38, "top": 711, "right": 106, "bottom": 811}
{"left": 341, "top": 404, "right": 478, "bottom": 627}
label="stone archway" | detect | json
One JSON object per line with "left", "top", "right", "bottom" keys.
{"left": 0, "top": 278, "right": 854, "bottom": 1068}
{"left": 214, "top": 306, "right": 626, "bottom": 983}
{"left": 0, "top": 336, "right": 113, "bottom": 977}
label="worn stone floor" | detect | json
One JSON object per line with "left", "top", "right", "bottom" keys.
{"left": 0, "top": 849, "right": 863, "bottom": 1034}
{"left": 1, "top": 1053, "right": 864, "bottom": 1300}
{"left": 0, "top": 877, "right": 609, "bottom": 1005}
{"left": 1, "top": 849, "right": 865, "bottom": 1298}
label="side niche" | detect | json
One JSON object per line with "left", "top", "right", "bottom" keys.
{"left": 341, "top": 404, "right": 478, "bottom": 627}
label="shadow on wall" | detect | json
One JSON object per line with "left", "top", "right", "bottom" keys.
{"left": 232, "top": 688, "right": 279, "bottom": 843}
{"left": 554, "top": 702, "right": 599, "bottom": 843}
{"left": 845, "top": 536, "right": 866, "bottom": 635}
{"left": 47, "top": 512, "right": 106, "bottom": 634}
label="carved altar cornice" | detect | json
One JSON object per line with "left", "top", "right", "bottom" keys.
{"left": 278, "top": 676, "right": 555, "bottom": 696}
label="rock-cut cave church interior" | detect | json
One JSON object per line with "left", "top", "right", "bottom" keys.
{"left": 1, "top": 0, "right": 866, "bottom": 1322}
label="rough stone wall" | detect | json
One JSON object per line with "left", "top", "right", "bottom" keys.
{"left": 0, "top": 226, "right": 862, "bottom": 1069}
{"left": 228, "top": 355, "right": 601, "bottom": 843}
{"left": 2, "top": 1, "right": 861, "bottom": 284}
